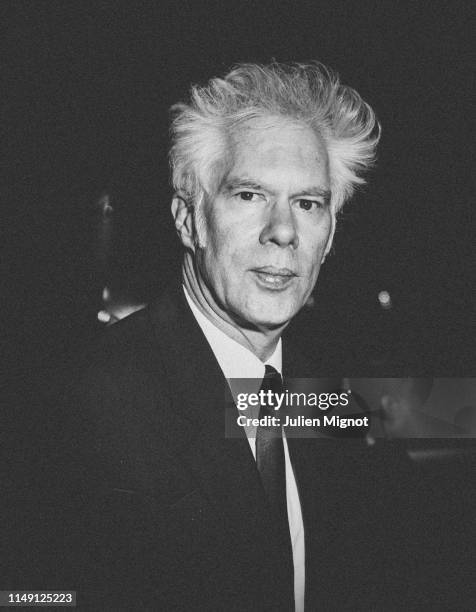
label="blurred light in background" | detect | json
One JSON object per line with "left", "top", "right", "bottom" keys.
{"left": 378, "top": 290, "right": 392, "bottom": 310}
{"left": 97, "top": 309, "right": 112, "bottom": 324}
{"left": 96, "top": 193, "right": 114, "bottom": 218}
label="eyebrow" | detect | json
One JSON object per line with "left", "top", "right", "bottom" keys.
{"left": 222, "top": 177, "right": 331, "bottom": 203}
{"left": 222, "top": 178, "right": 265, "bottom": 193}
{"left": 294, "top": 187, "right": 332, "bottom": 204}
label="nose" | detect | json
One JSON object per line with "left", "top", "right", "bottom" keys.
{"left": 259, "top": 199, "right": 299, "bottom": 249}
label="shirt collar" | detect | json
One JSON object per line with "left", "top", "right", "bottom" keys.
{"left": 183, "top": 286, "right": 282, "bottom": 380}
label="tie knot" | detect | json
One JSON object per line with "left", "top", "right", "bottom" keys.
{"left": 264, "top": 364, "right": 280, "bottom": 377}
{"left": 261, "top": 365, "right": 284, "bottom": 395}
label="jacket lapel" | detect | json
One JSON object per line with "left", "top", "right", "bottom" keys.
{"left": 147, "top": 283, "right": 276, "bottom": 542}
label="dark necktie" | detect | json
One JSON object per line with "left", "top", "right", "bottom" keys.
{"left": 256, "top": 365, "right": 291, "bottom": 547}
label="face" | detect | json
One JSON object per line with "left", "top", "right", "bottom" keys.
{"left": 191, "top": 118, "right": 334, "bottom": 331}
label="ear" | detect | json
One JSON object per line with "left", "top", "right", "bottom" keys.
{"left": 171, "top": 194, "right": 195, "bottom": 251}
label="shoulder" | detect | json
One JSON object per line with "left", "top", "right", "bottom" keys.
{"left": 59, "top": 297, "right": 184, "bottom": 441}
{"left": 66, "top": 308, "right": 157, "bottom": 398}
{"left": 56, "top": 300, "right": 185, "bottom": 488}
{"left": 86, "top": 305, "right": 156, "bottom": 364}
{"left": 70, "top": 285, "right": 187, "bottom": 393}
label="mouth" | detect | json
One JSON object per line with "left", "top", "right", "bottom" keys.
{"left": 251, "top": 266, "right": 297, "bottom": 290}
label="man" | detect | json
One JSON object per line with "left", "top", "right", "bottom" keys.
{"left": 54, "top": 62, "right": 458, "bottom": 610}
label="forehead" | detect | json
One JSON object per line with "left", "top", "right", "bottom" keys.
{"left": 226, "top": 117, "right": 329, "bottom": 188}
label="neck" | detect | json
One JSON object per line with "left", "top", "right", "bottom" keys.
{"left": 182, "top": 255, "right": 285, "bottom": 361}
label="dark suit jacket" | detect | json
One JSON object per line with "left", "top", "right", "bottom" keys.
{"left": 49, "top": 283, "right": 475, "bottom": 610}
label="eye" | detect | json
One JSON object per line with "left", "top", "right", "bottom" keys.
{"left": 238, "top": 191, "right": 259, "bottom": 202}
{"left": 296, "top": 199, "right": 322, "bottom": 211}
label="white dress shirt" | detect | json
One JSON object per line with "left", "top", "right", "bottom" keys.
{"left": 184, "top": 287, "right": 305, "bottom": 612}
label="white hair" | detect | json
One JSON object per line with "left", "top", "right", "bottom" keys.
{"left": 169, "top": 61, "right": 380, "bottom": 216}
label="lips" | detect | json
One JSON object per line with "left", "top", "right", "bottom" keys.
{"left": 251, "top": 266, "right": 297, "bottom": 290}
{"left": 254, "top": 266, "right": 297, "bottom": 276}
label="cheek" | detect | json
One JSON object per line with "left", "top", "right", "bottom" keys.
{"left": 299, "top": 238, "right": 327, "bottom": 272}
{"left": 203, "top": 226, "right": 243, "bottom": 281}
{"left": 300, "top": 219, "right": 333, "bottom": 263}
{"left": 209, "top": 222, "right": 248, "bottom": 265}
{"left": 204, "top": 220, "right": 229, "bottom": 259}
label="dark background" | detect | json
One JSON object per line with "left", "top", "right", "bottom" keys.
{"left": 2, "top": 0, "right": 475, "bottom": 592}
{"left": 5, "top": 0, "right": 474, "bottom": 396}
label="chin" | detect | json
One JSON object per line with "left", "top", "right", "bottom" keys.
{"left": 240, "top": 300, "right": 301, "bottom": 330}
